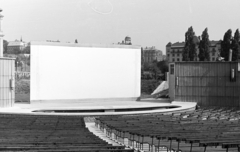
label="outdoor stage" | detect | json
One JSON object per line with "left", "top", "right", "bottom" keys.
{"left": 0, "top": 99, "right": 196, "bottom": 115}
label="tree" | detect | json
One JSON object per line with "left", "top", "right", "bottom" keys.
{"left": 231, "top": 29, "right": 240, "bottom": 61}
{"left": 15, "top": 57, "right": 20, "bottom": 67}
{"left": 142, "top": 62, "right": 151, "bottom": 71}
{"left": 26, "top": 56, "right": 30, "bottom": 66}
{"left": 151, "top": 60, "right": 160, "bottom": 80}
{"left": 157, "top": 60, "right": 168, "bottom": 80}
{"left": 198, "top": 28, "right": 210, "bottom": 61}
{"left": 221, "top": 29, "right": 232, "bottom": 61}
{"left": 15, "top": 57, "right": 22, "bottom": 71}
{"left": 75, "top": 39, "right": 78, "bottom": 43}
{"left": 157, "top": 60, "right": 169, "bottom": 74}
{"left": 3, "top": 40, "right": 8, "bottom": 54}
{"left": 182, "top": 26, "right": 197, "bottom": 61}
{"left": 12, "top": 48, "right": 21, "bottom": 54}
{"left": 23, "top": 46, "right": 30, "bottom": 54}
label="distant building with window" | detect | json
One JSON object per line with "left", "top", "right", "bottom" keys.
{"left": 142, "top": 46, "right": 163, "bottom": 63}
{"left": 166, "top": 40, "right": 221, "bottom": 62}
{"left": 209, "top": 40, "right": 221, "bottom": 61}
{"left": 7, "top": 39, "right": 28, "bottom": 53}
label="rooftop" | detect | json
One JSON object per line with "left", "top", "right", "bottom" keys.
{"left": 171, "top": 42, "right": 185, "bottom": 48}
{"left": 166, "top": 42, "right": 172, "bottom": 47}
{"left": 143, "top": 46, "right": 162, "bottom": 52}
{"left": 169, "top": 40, "right": 221, "bottom": 48}
{"left": 8, "top": 41, "right": 25, "bottom": 47}
{"left": 209, "top": 40, "right": 221, "bottom": 46}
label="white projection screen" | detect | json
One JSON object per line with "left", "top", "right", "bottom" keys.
{"left": 30, "top": 42, "right": 141, "bottom": 102}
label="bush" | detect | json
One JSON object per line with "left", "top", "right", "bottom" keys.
{"left": 141, "top": 80, "right": 161, "bottom": 95}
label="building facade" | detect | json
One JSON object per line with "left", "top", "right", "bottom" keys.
{"left": 142, "top": 46, "right": 163, "bottom": 63}
{"left": 7, "top": 39, "right": 27, "bottom": 53}
{"left": 166, "top": 40, "right": 221, "bottom": 62}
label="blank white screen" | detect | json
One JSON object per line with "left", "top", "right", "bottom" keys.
{"left": 30, "top": 42, "right": 141, "bottom": 101}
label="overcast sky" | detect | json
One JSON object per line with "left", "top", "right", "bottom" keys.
{"left": 1, "top": 0, "right": 240, "bottom": 54}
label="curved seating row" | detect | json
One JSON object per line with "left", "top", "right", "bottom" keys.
{"left": 96, "top": 106, "right": 240, "bottom": 152}
{"left": 0, "top": 114, "right": 133, "bottom": 152}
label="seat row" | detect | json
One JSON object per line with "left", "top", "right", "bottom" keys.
{"left": 96, "top": 106, "right": 240, "bottom": 152}
{"left": 0, "top": 114, "right": 133, "bottom": 152}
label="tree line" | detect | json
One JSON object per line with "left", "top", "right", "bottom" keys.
{"left": 182, "top": 27, "right": 240, "bottom": 61}
{"left": 141, "top": 60, "right": 168, "bottom": 80}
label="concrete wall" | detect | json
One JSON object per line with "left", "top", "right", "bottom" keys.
{"left": 30, "top": 42, "right": 141, "bottom": 102}
{"left": 170, "top": 62, "right": 240, "bottom": 107}
{"left": 0, "top": 58, "right": 15, "bottom": 107}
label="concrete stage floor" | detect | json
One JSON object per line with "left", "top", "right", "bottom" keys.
{"left": 0, "top": 98, "right": 196, "bottom": 115}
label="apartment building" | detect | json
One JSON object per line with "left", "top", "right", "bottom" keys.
{"left": 166, "top": 40, "right": 221, "bottom": 62}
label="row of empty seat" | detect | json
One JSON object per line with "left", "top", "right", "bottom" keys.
{"left": 96, "top": 106, "right": 240, "bottom": 152}
{"left": 0, "top": 114, "right": 133, "bottom": 152}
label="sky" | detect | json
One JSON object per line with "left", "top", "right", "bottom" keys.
{"left": 0, "top": 0, "right": 240, "bottom": 54}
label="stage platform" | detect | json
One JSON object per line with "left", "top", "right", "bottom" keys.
{"left": 0, "top": 99, "right": 196, "bottom": 116}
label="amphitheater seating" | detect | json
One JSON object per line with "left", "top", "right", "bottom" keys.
{"left": 0, "top": 114, "right": 133, "bottom": 152}
{"left": 96, "top": 107, "right": 240, "bottom": 152}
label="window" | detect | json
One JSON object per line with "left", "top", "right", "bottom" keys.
{"left": 168, "top": 54, "right": 170, "bottom": 57}
{"left": 172, "top": 54, "right": 175, "bottom": 57}
{"left": 177, "top": 53, "right": 179, "bottom": 57}
{"left": 212, "top": 57, "right": 215, "bottom": 61}
{"left": 172, "top": 58, "right": 175, "bottom": 62}
{"left": 212, "top": 52, "right": 215, "bottom": 56}
{"left": 177, "top": 58, "right": 180, "bottom": 61}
